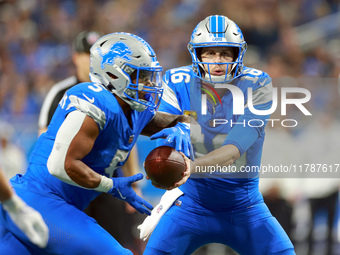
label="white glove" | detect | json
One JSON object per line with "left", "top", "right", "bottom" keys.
{"left": 137, "top": 188, "right": 183, "bottom": 241}
{"left": 2, "top": 193, "right": 49, "bottom": 248}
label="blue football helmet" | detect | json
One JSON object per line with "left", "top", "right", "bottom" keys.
{"left": 188, "top": 15, "right": 247, "bottom": 83}
{"left": 90, "top": 32, "right": 163, "bottom": 112}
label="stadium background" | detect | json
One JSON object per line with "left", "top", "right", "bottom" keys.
{"left": 0, "top": 0, "right": 339, "bottom": 254}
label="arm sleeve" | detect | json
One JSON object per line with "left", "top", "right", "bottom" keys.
{"left": 223, "top": 76, "right": 273, "bottom": 155}
{"left": 222, "top": 113, "right": 265, "bottom": 156}
{"left": 47, "top": 110, "right": 87, "bottom": 186}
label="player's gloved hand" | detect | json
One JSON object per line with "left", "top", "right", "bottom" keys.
{"left": 2, "top": 193, "right": 49, "bottom": 248}
{"left": 151, "top": 122, "right": 193, "bottom": 159}
{"left": 109, "top": 173, "right": 153, "bottom": 215}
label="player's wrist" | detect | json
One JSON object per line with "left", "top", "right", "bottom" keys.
{"left": 177, "top": 115, "right": 190, "bottom": 124}
{"left": 179, "top": 122, "right": 190, "bottom": 129}
{"left": 2, "top": 193, "right": 25, "bottom": 213}
{"left": 94, "top": 175, "right": 113, "bottom": 193}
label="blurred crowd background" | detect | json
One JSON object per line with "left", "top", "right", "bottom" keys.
{"left": 0, "top": 0, "right": 339, "bottom": 254}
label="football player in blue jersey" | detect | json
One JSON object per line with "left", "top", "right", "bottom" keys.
{"left": 0, "top": 32, "right": 190, "bottom": 255}
{"left": 142, "top": 15, "right": 295, "bottom": 255}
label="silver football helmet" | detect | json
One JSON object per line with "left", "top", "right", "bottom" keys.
{"left": 188, "top": 15, "right": 247, "bottom": 83}
{"left": 90, "top": 32, "right": 163, "bottom": 112}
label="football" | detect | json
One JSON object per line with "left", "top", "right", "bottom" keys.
{"left": 144, "top": 146, "right": 186, "bottom": 188}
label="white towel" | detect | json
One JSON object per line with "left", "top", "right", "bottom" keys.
{"left": 137, "top": 188, "right": 184, "bottom": 241}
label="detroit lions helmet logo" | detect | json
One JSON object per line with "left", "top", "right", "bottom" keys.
{"left": 97, "top": 41, "right": 132, "bottom": 69}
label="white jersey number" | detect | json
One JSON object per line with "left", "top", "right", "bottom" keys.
{"left": 242, "top": 69, "right": 263, "bottom": 84}
{"left": 170, "top": 69, "right": 191, "bottom": 84}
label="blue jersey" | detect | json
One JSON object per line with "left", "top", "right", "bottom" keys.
{"left": 11, "top": 82, "right": 155, "bottom": 211}
{"left": 159, "top": 66, "right": 273, "bottom": 210}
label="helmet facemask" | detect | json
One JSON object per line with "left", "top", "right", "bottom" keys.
{"left": 193, "top": 46, "right": 243, "bottom": 84}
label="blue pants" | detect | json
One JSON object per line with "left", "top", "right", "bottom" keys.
{"left": 0, "top": 187, "right": 132, "bottom": 255}
{"left": 144, "top": 194, "right": 295, "bottom": 255}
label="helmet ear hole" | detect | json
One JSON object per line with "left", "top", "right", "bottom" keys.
{"left": 196, "top": 48, "right": 202, "bottom": 61}
{"left": 100, "top": 40, "right": 108, "bottom": 47}
{"left": 107, "top": 72, "right": 118, "bottom": 80}
{"left": 232, "top": 47, "right": 239, "bottom": 61}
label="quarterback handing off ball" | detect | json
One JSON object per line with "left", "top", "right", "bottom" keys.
{"left": 144, "top": 146, "right": 186, "bottom": 188}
